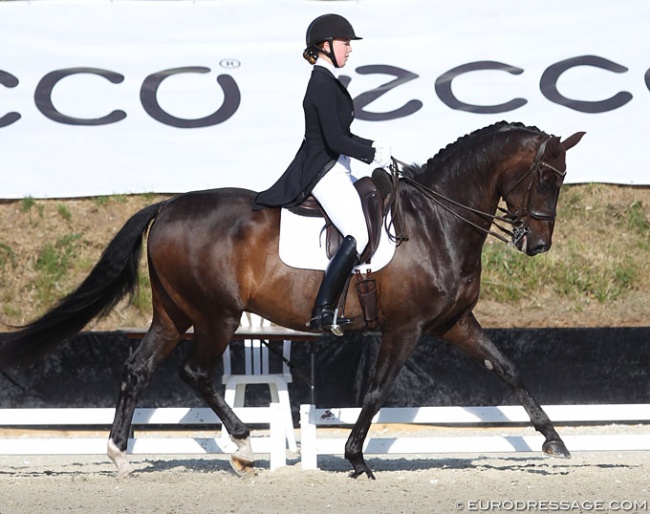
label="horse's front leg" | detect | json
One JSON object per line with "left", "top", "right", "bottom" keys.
{"left": 345, "top": 329, "right": 422, "bottom": 479}
{"left": 441, "top": 312, "right": 569, "bottom": 457}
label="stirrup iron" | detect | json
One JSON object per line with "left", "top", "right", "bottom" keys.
{"left": 329, "top": 308, "right": 344, "bottom": 337}
{"left": 307, "top": 307, "right": 351, "bottom": 336}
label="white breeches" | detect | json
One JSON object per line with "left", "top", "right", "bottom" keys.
{"left": 311, "top": 155, "right": 369, "bottom": 254}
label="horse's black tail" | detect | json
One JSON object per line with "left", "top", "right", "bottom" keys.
{"left": 0, "top": 201, "right": 167, "bottom": 367}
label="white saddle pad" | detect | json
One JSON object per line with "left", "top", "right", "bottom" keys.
{"left": 278, "top": 208, "right": 397, "bottom": 272}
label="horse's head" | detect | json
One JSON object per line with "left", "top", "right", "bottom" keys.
{"left": 501, "top": 131, "right": 585, "bottom": 256}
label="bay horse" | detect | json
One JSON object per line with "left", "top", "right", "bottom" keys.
{"left": 0, "top": 121, "right": 584, "bottom": 479}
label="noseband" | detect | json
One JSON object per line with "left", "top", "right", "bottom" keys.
{"left": 392, "top": 135, "right": 565, "bottom": 247}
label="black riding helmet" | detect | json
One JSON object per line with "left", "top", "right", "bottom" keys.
{"left": 305, "top": 14, "right": 362, "bottom": 68}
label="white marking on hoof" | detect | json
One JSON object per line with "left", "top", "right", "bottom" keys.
{"left": 107, "top": 439, "right": 133, "bottom": 478}
{"left": 229, "top": 436, "right": 255, "bottom": 476}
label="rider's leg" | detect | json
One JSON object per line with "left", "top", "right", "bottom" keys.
{"left": 311, "top": 156, "right": 369, "bottom": 254}
{"left": 309, "top": 156, "right": 368, "bottom": 335}
{"left": 308, "top": 235, "right": 359, "bottom": 335}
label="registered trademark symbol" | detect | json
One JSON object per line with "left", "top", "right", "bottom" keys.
{"left": 219, "top": 59, "right": 241, "bottom": 69}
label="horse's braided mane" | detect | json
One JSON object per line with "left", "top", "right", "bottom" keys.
{"left": 401, "top": 120, "right": 549, "bottom": 179}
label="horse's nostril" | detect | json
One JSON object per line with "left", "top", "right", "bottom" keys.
{"left": 529, "top": 243, "right": 549, "bottom": 256}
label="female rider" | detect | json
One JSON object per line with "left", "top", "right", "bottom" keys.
{"left": 253, "top": 13, "right": 392, "bottom": 335}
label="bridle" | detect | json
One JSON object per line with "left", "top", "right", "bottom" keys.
{"left": 390, "top": 135, "right": 566, "bottom": 247}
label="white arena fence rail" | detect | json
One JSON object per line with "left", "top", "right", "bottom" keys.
{"left": 299, "top": 404, "right": 650, "bottom": 470}
{"left": 2, "top": 404, "right": 650, "bottom": 471}
{"left": 0, "top": 405, "right": 286, "bottom": 470}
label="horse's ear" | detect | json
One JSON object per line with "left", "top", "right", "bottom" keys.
{"left": 561, "top": 132, "right": 586, "bottom": 151}
{"left": 547, "top": 136, "right": 562, "bottom": 157}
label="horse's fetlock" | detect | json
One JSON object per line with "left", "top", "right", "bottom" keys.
{"left": 229, "top": 426, "right": 251, "bottom": 441}
{"left": 179, "top": 364, "right": 210, "bottom": 390}
{"left": 344, "top": 444, "right": 361, "bottom": 460}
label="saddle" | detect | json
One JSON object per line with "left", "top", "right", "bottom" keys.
{"left": 289, "top": 168, "right": 394, "bottom": 264}
{"left": 289, "top": 168, "right": 398, "bottom": 331}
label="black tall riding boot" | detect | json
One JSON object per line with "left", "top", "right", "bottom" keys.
{"left": 308, "top": 235, "right": 359, "bottom": 336}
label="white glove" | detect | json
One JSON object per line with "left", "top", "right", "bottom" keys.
{"left": 372, "top": 140, "right": 392, "bottom": 168}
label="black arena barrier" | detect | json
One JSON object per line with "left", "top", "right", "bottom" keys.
{"left": 1, "top": 327, "right": 649, "bottom": 425}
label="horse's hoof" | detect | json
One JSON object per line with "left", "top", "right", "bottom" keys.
{"left": 349, "top": 465, "right": 376, "bottom": 480}
{"left": 542, "top": 439, "right": 571, "bottom": 458}
{"left": 346, "top": 450, "right": 375, "bottom": 479}
{"left": 107, "top": 439, "right": 134, "bottom": 478}
{"left": 116, "top": 464, "right": 134, "bottom": 479}
{"left": 230, "top": 454, "right": 255, "bottom": 476}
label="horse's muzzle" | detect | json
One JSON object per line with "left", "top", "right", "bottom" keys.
{"left": 517, "top": 232, "right": 552, "bottom": 255}
{"left": 526, "top": 241, "right": 550, "bottom": 256}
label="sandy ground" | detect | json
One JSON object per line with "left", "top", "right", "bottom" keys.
{"left": 1, "top": 426, "right": 649, "bottom": 514}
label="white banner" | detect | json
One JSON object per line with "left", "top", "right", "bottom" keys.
{"left": 1, "top": 0, "right": 648, "bottom": 198}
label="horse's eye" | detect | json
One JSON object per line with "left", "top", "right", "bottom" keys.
{"left": 537, "top": 171, "right": 555, "bottom": 193}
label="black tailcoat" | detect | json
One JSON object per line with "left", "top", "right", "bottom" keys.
{"left": 253, "top": 65, "right": 375, "bottom": 209}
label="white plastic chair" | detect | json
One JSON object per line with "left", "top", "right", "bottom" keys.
{"left": 221, "top": 313, "right": 297, "bottom": 452}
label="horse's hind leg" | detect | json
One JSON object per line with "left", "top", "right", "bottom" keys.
{"left": 108, "top": 321, "right": 185, "bottom": 477}
{"left": 179, "top": 320, "right": 254, "bottom": 474}
{"left": 442, "top": 313, "right": 569, "bottom": 457}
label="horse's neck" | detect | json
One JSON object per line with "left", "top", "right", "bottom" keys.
{"left": 419, "top": 126, "right": 525, "bottom": 209}
{"left": 397, "top": 157, "right": 502, "bottom": 264}
{"left": 420, "top": 157, "right": 502, "bottom": 221}
{"left": 402, "top": 126, "right": 542, "bottom": 262}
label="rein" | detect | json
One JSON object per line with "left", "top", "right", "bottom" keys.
{"left": 390, "top": 135, "right": 564, "bottom": 247}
